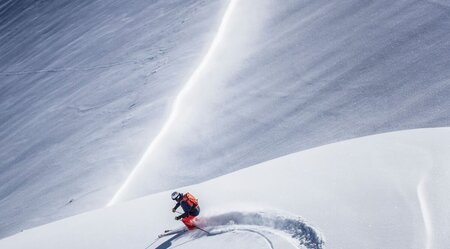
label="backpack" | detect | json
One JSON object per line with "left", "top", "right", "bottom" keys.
{"left": 183, "top": 192, "right": 198, "bottom": 207}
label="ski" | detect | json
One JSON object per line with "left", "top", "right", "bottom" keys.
{"left": 157, "top": 227, "right": 188, "bottom": 238}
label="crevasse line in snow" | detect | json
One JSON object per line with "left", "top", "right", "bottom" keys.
{"left": 107, "top": 0, "right": 239, "bottom": 206}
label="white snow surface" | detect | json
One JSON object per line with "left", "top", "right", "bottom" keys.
{"left": 1, "top": 128, "right": 449, "bottom": 249}
{"left": 113, "top": 0, "right": 450, "bottom": 201}
{"left": 0, "top": 0, "right": 228, "bottom": 238}
{"left": 2, "top": 0, "right": 450, "bottom": 242}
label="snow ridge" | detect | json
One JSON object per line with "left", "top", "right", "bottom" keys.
{"left": 197, "top": 211, "right": 325, "bottom": 249}
{"left": 107, "top": 0, "right": 239, "bottom": 206}
{"left": 418, "top": 174, "right": 433, "bottom": 249}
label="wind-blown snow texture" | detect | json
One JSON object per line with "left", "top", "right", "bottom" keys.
{"left": 1, "top": 0, "right": 450, "bottom": 240}
{"left": 120, "top": 0, "right": 450, "bottom": 199}
{"left": 0, "top": 0, "right": 227, "bottom": 238}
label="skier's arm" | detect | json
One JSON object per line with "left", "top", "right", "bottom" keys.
{"left": 173, "top": 202, "right": 180, "bottom": 212}
{"left": 177, "top": 212, "right": 189, "bottom": 219}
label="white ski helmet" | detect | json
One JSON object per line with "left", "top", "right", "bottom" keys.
{"left": 171, "top": 191, "right": 182, "bottom": 200}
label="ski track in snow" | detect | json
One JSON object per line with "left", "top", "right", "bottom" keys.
{"left": 209, "top": 226, "right": 275, "bottom": 249}
{"left": 0, "top": 60, "right": 142, "bottom": 76}
{"left": 157, "top": 211, "right": 324, "bottom": 249}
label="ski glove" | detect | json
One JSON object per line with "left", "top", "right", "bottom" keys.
{"left": 172, "top": 208, "right": 176, "bottom": 213}
{"left": 175, "top": 216, "right": 181, "bottom": 220}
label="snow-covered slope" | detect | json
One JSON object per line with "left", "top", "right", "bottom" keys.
{"left": 116, "top": 0, "right": 450, "bottom": 201}
{"left": 0, "top": 0, "right": 227, "bottom": 238}
{"left": 1, "top": 128, "right": 449, "bottom": 249}
{"left": 2, "top": 0, "right": 450, "bottom": 240}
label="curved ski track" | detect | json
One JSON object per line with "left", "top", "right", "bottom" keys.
{"left": 156, "top": 211, "right": 324, "bottom": 249}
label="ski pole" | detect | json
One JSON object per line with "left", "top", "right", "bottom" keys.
{"left": 194, "top": 225, "right": 211, "bottom": 235}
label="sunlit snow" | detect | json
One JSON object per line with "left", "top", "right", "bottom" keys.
{"left": 1, "top": 128, "right": 449, "bottom": 248}
{"left": 1, "top": 0, "right": 450, "bottom": 247}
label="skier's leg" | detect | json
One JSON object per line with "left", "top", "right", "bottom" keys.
{"left": 182, "top": 216, "right": 196, "bottom": 230}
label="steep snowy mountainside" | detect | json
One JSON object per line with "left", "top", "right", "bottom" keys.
{"left": 2, "top": 0, "right": 450, "bottom": 241}
{"left": 0, "top": 0, "right": 227, "bottom": 238}
{"left": 1, "top": 128, "right": 449, "bottom": 249}
{"left": 119, "top": 0, "right": 450, "bottom": 200}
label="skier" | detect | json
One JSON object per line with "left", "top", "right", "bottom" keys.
{"left": 171, "top": 191, "right": 200, "bottom": 230}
